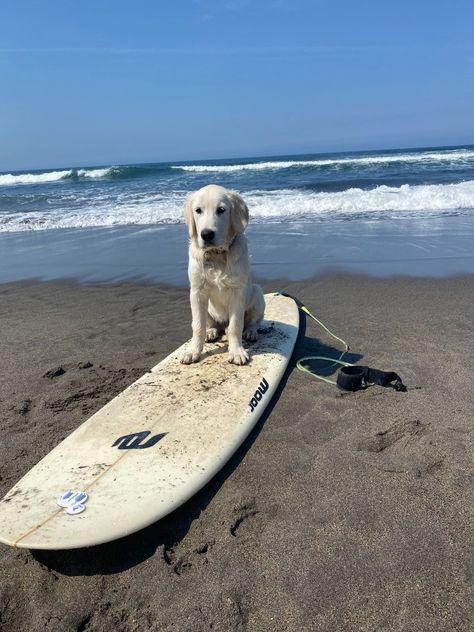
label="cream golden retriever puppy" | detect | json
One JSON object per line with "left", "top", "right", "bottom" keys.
{"left": 181, "top": 184, "right": 265, "bottom": 365}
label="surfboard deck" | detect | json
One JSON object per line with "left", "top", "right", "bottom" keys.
{"left": 0, "top": 293, "right": 299, "bottom": 550}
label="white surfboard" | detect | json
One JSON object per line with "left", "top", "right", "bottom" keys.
{"left": 0, "top": 293, "right": 299, "bottom": 550}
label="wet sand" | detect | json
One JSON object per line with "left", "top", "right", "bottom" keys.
{"left": 0, "top": 275, "right": 472, "bottom": 631}
{"left": 1, "top": 214, "right": 474, "bottom": 285}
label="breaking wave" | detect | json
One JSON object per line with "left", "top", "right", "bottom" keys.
{"left": 172, "top": 149, "right": 474, "bottom": 173}
{"left": 3, "top": 148, "right": 474, "bottom": 188}
{"left": 1, "top": 180, "right": 473, "bottom": 232}
{"left": 0, "top": 167, "right": 117, "bottom": 186}
{"left": 246, "top": 180, "right": 474, "bottom": 220}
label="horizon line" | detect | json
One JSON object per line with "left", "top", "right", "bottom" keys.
{"left": 1, "top": 142, "right": 473, "bottom": 174}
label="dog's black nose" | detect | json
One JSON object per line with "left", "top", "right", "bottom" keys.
{"left": 201, "top": 229, "right": 215, "bottom": 243}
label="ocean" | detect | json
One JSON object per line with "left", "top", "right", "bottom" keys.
{"left": 1, "top": 145, "right": 474, "bottom": 232}
{"left": 1, "top": 145, "right": 474, "bottom": 283}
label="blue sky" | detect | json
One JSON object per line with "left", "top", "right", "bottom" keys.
{"left": 1, "top": 0, "right": 473, "bottom": 170}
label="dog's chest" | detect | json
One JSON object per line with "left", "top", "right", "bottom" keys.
{"left": 202, "top": 258, "right": 235, "bottom": 291}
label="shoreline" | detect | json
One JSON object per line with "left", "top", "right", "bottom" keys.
{"left": 1, "top": 274, "right": 472, "bottom": 630}
{"left": 1, "top": 214, "right": 474, "bottom": 285}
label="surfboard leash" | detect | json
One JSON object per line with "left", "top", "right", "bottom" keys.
{"left": 274, "top": 291, "right": 406, "bottom": 392}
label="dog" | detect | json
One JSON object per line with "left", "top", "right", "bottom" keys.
{"left": 181, "top": 184, "right": 265, "bottom": 366}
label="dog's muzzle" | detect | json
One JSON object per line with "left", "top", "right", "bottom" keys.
{"left": 200, "top": 229, "right": 215, "bottom": 244}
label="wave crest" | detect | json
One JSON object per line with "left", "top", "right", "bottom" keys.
{"left": 0, "top": 170, "right": 74, "bottom": 186}
{"left": 76, "top": 167, "right": 116, "bottom": 179}
{"left": 1, "top": 180, "right": 474, "bottom": 232}
{"left": 173, "top": 150, "right": 474, "bottom": 173}
{"left": 246, "top": 180, "right": 474, "bottom": 219}
{"left": 0, "top": 167, "right": 117, "bottom": 186}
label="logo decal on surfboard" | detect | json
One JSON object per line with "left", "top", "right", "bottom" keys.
{"left": 57, "top": 490, "right": 88, "bottom": 515}
{"left": 248, "top": 378, "right": 269, "bottom": 412}
{"left": 112, "top": 431, "right": 167, "bottom": 450}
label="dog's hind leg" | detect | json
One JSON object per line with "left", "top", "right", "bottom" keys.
{"left": 243, "top": 285, "right": 266, "bottom": 342}
{"left": 227, "top": 288, "right": 249, "bottom": 365}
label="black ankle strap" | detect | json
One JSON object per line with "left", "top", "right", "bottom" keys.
{"left": 336, "top": 365, "right": 406, "bottom": 392}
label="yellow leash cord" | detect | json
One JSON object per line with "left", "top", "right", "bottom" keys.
{"left": 274, "top": 292, "right": 406, "bottom": 392}
{"left": 296, "top": 304, "right": 353, "bottom": 385}
{"left": 273, "top": 292, "right": 352, "bottom": 386}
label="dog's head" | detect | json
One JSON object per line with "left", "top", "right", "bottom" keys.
{"left": 184, "top": 184, "right": 249, "bottom": 249}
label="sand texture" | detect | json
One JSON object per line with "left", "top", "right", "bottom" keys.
{"left": 0, "top": 276, "right": 472, "bottom": 631}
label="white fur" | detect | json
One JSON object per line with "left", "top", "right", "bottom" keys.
{"left": 181, "top": 184, "right": 265, "bottom": 365}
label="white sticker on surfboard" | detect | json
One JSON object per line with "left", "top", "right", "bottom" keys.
{"left": 57, "top": 490, "right": 88, "bottom": 514}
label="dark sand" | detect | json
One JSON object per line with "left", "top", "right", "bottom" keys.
{"left": 0, "top": 276, "right": 472, "bottom": 631}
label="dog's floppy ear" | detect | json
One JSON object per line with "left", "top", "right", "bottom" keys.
{"left": 229, "top": 190, "right": 249, "bottom": 236}
{"left": 184, "top": 193, "right": 197, "bottom": 239}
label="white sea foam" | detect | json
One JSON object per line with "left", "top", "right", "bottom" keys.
{"left": 0, "top": 166, "right": 116, "bottom": 186}
{"left": 1, "top": 181, "right": 473, "bottom": 232}
{"left": 0, "top": 191, "right": 187, "bottom": 232}
{"left": 0, "top": 170, "right": 74, "bottom": 186}
{"left": 245, "top": 180, "right": 474, "bottom": 219}
{"left": 173, "top": 150, "right": 474, "bottom": 173}
{"left": 76, "top": 167, "right": 116, "bottom": 178}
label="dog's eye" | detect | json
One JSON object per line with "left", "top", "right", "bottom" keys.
{"left": 217, "top": 207, "right": 226, "bottom": 215}
{"left": 195, "top": 208, "right": 202, "bottom": 215}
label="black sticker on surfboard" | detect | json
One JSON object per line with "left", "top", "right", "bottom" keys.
{"left": 112, "top": 431, "right": 167, "bottom": 450}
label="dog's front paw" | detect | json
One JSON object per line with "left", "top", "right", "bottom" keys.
{"left": 206, "top": 328, "right": 220, "bottom": 342}
{"left": 180, "top": 350, "right": 202, "bottom": 364}
{"left": 228, "top": 347, "right": 250, "bottom": 365}
{"left": 243, "top": 327, "right": 258, "bottom": 342}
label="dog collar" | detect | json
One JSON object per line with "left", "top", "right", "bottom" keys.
{"left": 203, "top": 247, "right": 227, "bottom": 262}
{"left": 202, "top": 236, "right": 237, "bottom": 262}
